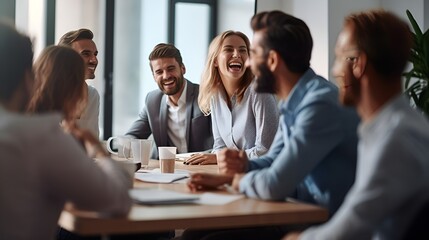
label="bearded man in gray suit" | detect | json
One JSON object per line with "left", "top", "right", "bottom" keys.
{"left": 126, "top": 43, "right": 213, "bottom": 159}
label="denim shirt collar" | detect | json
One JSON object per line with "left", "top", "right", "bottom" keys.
{"left": 279, "top": 68, "right": 316, "bottom": 114}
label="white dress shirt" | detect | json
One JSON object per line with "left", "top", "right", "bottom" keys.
{"left": 166, "top": 81, "right": 188, "bottom": 153}
{"left": 210, "top": 81, "right": 278, "bottom": 159}
{"left": 77, "top": 84, "right": 100, "bottom": 138}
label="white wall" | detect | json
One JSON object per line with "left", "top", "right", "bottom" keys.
{"left": 284, "top": 0, "right": 329, "bottom": 79}
{"left": 217, "top": 0, "right": 254, "bottom": 38}
{"left": 140, "top": 0, "right": 168, "bottom": 107}
{"left": 256, "top": 0, "right": 282, "bottom": 12}
{"left": 381, "top": 0, "right": 424, "bottom": 24}
{"left": 15, "top": 0, "right": 46, "bottom": 58}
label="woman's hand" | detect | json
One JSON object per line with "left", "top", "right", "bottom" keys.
{"left": 184, "top": 153, "right": 217, "bottom": 165}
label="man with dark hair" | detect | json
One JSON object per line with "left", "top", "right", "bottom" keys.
{"left": 285, "top": 9, "right": 429, "bottom": 240}
{"left": 59, "top": 28, "right": 100, "bottom": 137}
{"left": 0, "top": 21, "right": 132, "bottom": 240}
{"left": 126, "top": 43, "right": 213, "bottom": 159}
{"left": 182, "top": 10, "right": 359, "bottom": 240}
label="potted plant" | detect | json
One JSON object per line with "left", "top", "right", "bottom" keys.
{"left": 403, "top": 9, "right": 429, "bottom": 116}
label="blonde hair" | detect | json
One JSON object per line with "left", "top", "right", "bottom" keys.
{"left": 198, "top": 30, "right": 254, "bottom": 115}
{"left": 28, "top": 45, "right": 87, "bottom": 121}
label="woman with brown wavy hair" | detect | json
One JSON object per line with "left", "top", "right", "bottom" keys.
{"left": 27, "top": 45, "right": 88, "bottom": 129}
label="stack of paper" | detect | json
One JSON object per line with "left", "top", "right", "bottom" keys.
{"left": 129, "top": 188, "right": 199, "bottom": 205}
{"left": 134, "top": 172, "right": 189, "bottom": 183}
{"left": 130, "top": 188, "right": 245, "bottom": 206}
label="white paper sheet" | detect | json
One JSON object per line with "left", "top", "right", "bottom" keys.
{"left": 196, "top": 193, "right": 245, "bottom": 205}
{"left": 134, "top": 172, "right": 189, "bottom": 183}
{"left": 130, "top": 188, "right": 244, "bottom": 206}
{"left": 130, "top": 188, "right": 199, "bottom": 205}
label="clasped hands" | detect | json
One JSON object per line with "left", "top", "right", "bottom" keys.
{"left": 187, "top": 149, "right": 248, "bottom": 193}
{"left": 62, "top": 120, "right": 109, "bottom": 159}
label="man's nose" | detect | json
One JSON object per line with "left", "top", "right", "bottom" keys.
{"left": 89, "top": 55, "right": 98, "bottom": 64}
{"left": 162, "top": 71, "right": 170, "bottom": 79}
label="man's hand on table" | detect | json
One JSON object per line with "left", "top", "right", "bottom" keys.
{"left": 217, "top": 149, "right": 248, "bottom": 175}
{"left": 283, "top": 232, "right": 302, "bottom": 240}
{"left": 187, "top": 173, "right": 233, "bottom": 191}
{"left": 187, "top": 172, "right": 245, "bottom": 193}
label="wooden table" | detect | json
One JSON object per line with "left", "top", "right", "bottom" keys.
{"left": 59, "top": 160, "right": 328, "bottom": 236}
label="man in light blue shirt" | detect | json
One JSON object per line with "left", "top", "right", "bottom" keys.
{"left": 286, "top": 9, "right": 429, "bottom": 240}
{"left": 184, "top": 11, "right": 359, "bottom": 240}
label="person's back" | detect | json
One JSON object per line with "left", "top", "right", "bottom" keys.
{"left": 0, "top": 21, "right": 132, "bottom": 240}
{"left": 0, "top": 110, "right": 131, "bottom": 239}
{"left": 288, "top": 9, "right": 429, "bottom": 240}
{"left": 358, "top": 96, "right": 429, "bottom": 239}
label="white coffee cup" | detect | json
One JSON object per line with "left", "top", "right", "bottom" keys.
{"left": 158, "top": 147, "right": 176, "bottom": 173}
{"left": 106, "top": 136, "right": 132, "bottom": 159}
{"left": 131, "top": 139, "right": 152, "bottom": 168}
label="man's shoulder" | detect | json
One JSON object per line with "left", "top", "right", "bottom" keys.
{"left": 300, "top": 75, "right": 339, "bottom": 103}
{"left": 146, "top": 89, "right": 165, "bottom": 101}
{"left": 186, "top": 80, "right": 199, "bottom": 87}
{"left": 87, "top": 84, "right": 100, "bottom": 100}
{"left": 187, "top": 80, "right": 200, "bottom": 91}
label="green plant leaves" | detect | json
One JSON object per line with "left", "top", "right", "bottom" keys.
{"left": 404, "top": 10, "right": 429, "bottom": 116}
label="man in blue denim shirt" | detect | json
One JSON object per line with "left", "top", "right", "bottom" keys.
{"left": 184, "top": 11, "right": 359, "bottom": 240}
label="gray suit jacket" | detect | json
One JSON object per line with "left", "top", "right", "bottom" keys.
{"left": 126, "top": 80, "right": 213, "bottom": 159}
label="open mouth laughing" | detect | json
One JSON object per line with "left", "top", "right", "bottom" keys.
{"left": 228, "top": 62, "right": 243, "bottom": 72}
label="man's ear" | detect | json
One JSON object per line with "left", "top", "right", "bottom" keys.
{"left": 181, "top": 64, "right": 186, "bottom": 75}
{"left": 353, "top": 53, "right": 366, "bottom": 79}
{"left": 267, "top": 50, "right": 278, "bottom": 72}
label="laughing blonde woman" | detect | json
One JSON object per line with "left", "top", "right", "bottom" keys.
{"left": 185, "top": 30, "right": 278, "bottom": 165}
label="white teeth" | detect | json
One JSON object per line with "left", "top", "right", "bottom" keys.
{"left": 229, "top": 62, "right": 242, "bottom": 67}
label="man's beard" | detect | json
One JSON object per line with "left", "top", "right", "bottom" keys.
{"left": 254, "top": 63, "right": 276, "bottom": 94}
{"left": 163, "top": 75, "right": 184, "bottom": 96}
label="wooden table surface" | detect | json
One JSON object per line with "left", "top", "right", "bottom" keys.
{"left": 59, "top": 159, "right": 328, "bottom": 235}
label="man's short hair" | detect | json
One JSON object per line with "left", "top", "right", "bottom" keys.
{"left": 0, "top": 21, "right": 33, "bottom": 101}
{"left": 345, "top": 10, "right": 412, "bottom": 77}
{"left": 148, "top": 43, "right": 184, "bottom": 70}
{"left": 58, "top": 28, "right": 94, "bottom": 46}
{"left": 251, "top": 11, "right": 313, "bottom": 73}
